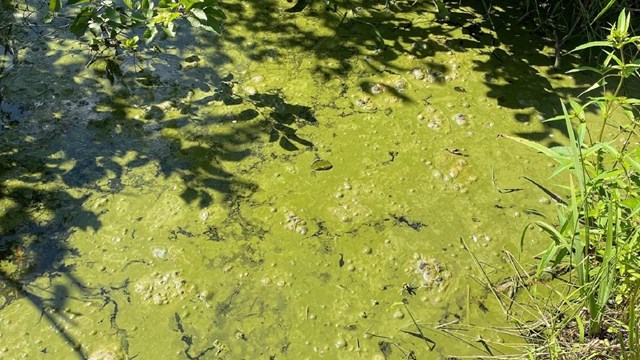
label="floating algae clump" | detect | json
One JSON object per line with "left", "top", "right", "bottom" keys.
{"left": 134, "top": 271, "right": 194, "bottom": 305}
{"left": 411, "top": 255, "right": 450, "bottom": 289}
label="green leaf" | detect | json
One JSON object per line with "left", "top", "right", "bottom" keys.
{"left": 49, "top": 0, "right": 61, "bottom": 12}
{"left": 43, "top": 12, "right": 54, "bottom": 23}
{"left": 143, "top": 24, "right": 158, "bottom": 44}
{"left": 499, "top": 134, "right": 563, "bottom": 160}
{"left": 537, "top": 242, "right": 561, "bottom": 276}
{"left": 568, "top": 97, "right": 585, "bottom": 122}
{"left": 625, "top": 155, "right": 640, "bottom": 172}
{"left": 67, "top": 0, "right": 91, "bottom": 5}
{"left": 203, "top": 6, "right": 225, "bottom": 19}
{"left": 591, "top": 0, "right": 616, "bottom": 24}
{"left": 122, "top": 0, "right": 133, "bottom": 8}
{"left": 570, "top": 41, "right": 612, "bottom": 53}
{"left": 591, "top": 169, "right": 623, "bottom": 183}
{"left": 189, "top": 8, "right": 207, "bottom": 21}
{"left": 88, "top": 20, "right": 102, "bottom": 36}
{"left": 187, "top": 7, "right": 224, "bottom": 33}
{"left": 105, "top": 59, "right": 122, "bottom": 85}
{"left": 566, "top": 66, "right": 605, "bottom": 75}
{"left": 105, "top": 6, "right": 123, "bottom": 24}
{"left": 603, "top": 49, "right": 623, "bottom": 67}
{"left": 164, "top": 20, "right": 176, "bottom": 37}
{"left": 69, "top": 7, "right": 96, "bottom": 37}
{"left": 578, "top": 80, "right": 604, "bottom": 97}
{"left": 617, "top": 10, "right": 629, "bottom": 35}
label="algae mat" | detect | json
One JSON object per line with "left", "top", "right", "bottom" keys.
{"left": 1, "top": 1, "right": 587, "bottom": 358}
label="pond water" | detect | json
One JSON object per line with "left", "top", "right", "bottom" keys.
{"left": 1, "top": 1, "right": 593, "bottom": 359}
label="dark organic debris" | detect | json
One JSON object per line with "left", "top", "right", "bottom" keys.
{"left": 169, "top": 226, "right": 195, "bottom": 240}
{"left": 454, "top": 86, "right": 466, "bottom": 92}
{"left": 311, "top": 154, "right": 333, "bottom": 172}
{"left": 391, "top": 214, "right": 426, "bottom": 231}
{"left": 523, "top": 208, "right": 545, "bottom": 217}
{"left": 402, "top": 283, "right": 418, "bottom": 296}
{"left": 478, "top": 301, "right": 489, "bottom": 313}
{"left": 382, "top": 150, "right": 398, "bottom": 165}
{"left": 285, "top": 0, "right": 311, "bottom": 13}
{"left": 378, "top": 341, "right": 392, "bottom": 357}
{"left": 445, "top": 148, "right": 469, "bottom": 157}
{"left": 175, "top": 312, "right": 224, "bottom": 359}
{"left": 203, "top": 226, "right": 223, "bottom": 242}
{"left": 522, "top": 176, "right": 567, "bottom": 205}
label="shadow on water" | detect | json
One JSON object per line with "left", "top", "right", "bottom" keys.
{"left": 221, "top": 0, "right": 602, "bottom": 143}
{"left": 0, "top": 1, "right": 318, "bottom": 357}
{"left": 0, "top": 0, "right": 610, "bottom": 356}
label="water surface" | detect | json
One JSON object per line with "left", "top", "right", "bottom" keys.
{"left": 0, "top": 1, "right": 591, "bottom": 358}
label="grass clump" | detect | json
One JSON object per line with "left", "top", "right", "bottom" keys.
{"left": 501, "top": 9, "right": 640, "bottom": 359}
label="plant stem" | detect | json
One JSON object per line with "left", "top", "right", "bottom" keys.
{"left": 599, "top": 46, "right": 626, "bottom": 142}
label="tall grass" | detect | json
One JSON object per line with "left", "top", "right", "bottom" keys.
{"left": 517, "top": 0, "right": 639, "bottom": 66}
{"left": 502, "top": 9, "right": 640, "bottom": 357}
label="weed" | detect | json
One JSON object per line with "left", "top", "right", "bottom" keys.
{"left": 501, "top": 9, "right": 640, "bottom": 358}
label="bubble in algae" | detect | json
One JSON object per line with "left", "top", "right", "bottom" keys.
{"left": 412, "top": 68, "right": 425, "bottom": 80}
{"left": 135, "top": 271, "right": 192, "bottom": 305}
{"left": 152, "top": 247, "right": 167, "bottom": 259}
{"left": 410, "top": 256, "right": 448, "bottom": 289}
{"left": 88, "top": 350, "right": 120, "bottom": 360}
{"left": 453, "top": 113, "right": 467, "bottom": 126}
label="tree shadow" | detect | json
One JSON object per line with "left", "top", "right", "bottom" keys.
{"left": 222, "top": 0, "right": 603, "bottom": 144}
{"left": 0, "top": 1, "right": 319, "bottom": 356}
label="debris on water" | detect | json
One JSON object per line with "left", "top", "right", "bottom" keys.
{"left": 285, "top": 213, "right": 308, "bottom": 235}
{"left": 411, "top": 68, "right": 425, "bottom": 80}
{"left": 135, "top": 271, "right": 191, "bottom": 305}
{"left": 470, "top": 234, "right": 492, "bottom": 243}
{"left": 355, "top": 97, "right": 370, "bottom": 107}
{"left": 390, "top": 214, "right": 426, "bottom": 231}
{"left": 370, "top": 83, "right": 383, "bottom": 94}
{"left": 88, "top": 349, "right": 120, "bottom": 360}
{"left": 152, "top": 247, "right": 167, "bottom": 259}
{"left": 243, "top": 86, "right": 257, "bottom": 96}
{"left": 311, "top": 155, "right": 333, "bottom": 172}
{"left": 427, "top": 117, "right": 442, "bottom": 130}
{"left": 445, "top": 148, "right": 469, "bottom": 157}
{"left": 410, "top": 256, "right": 448, "bottom": 289}
{"left": 107, "top": 177, "right": 124, "bottom": 193}
{"left": 453, "top": 113, "right": 467, "bottom": 126}
{"left": 184, "top": 55, "right": 200, "bottom": 63}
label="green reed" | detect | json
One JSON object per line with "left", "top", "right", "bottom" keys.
{"left": 503, "top": 9, "right": 640, "bottom": 355}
